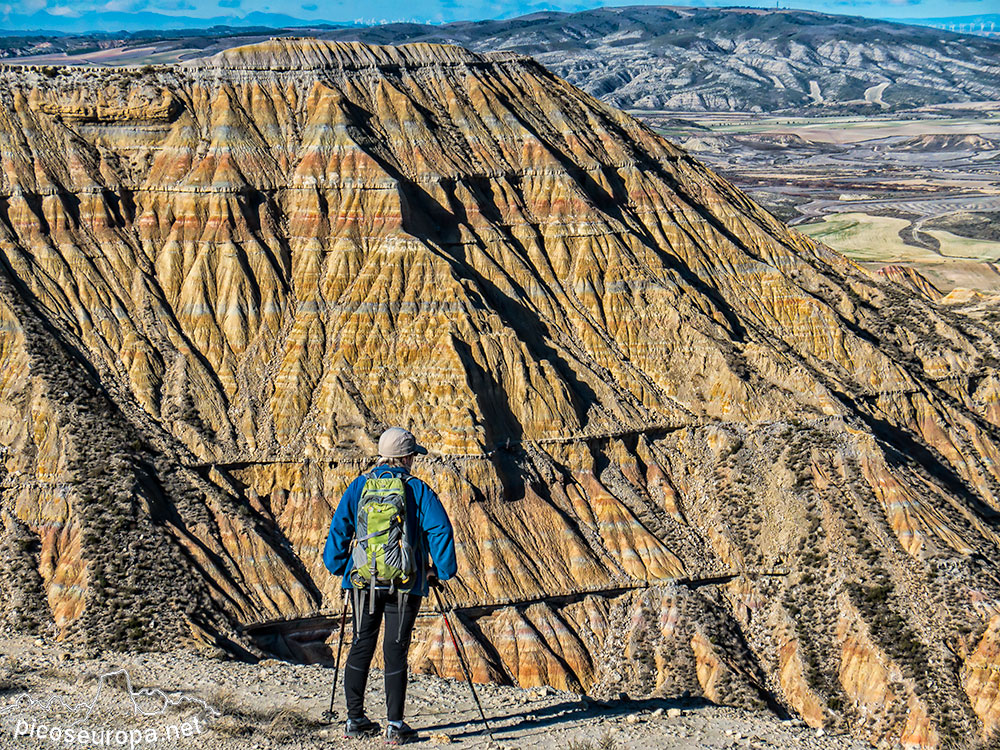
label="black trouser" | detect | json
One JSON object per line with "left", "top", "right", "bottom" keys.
{"left": 344, "top": 589, "right": 422, "bottom": 722}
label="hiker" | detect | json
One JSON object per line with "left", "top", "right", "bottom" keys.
{"left": 323, "top": 427, "right": 457, "bottom": 745}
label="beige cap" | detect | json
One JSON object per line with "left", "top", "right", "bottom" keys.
{"left": 378, "top": 427, "right": 428, "bottom": 458}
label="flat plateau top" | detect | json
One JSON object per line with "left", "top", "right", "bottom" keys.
{"left": 180, "top": 37, "right": 525, "bottom": 71}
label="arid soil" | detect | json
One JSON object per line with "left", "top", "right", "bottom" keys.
{"left": 3, "top": 37, "right": 1000, "bottom": 749}
{"left": 0, "top": 634, "right": 870, "bottom": 750}
{"left": 671, "top": 118, "right": 1000, "bottom": 292}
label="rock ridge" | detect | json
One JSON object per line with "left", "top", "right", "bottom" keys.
{"left": 182, "top": 38, "right": 528, "bottom": 71}
{"left": 0, "top": 38, "right": 997, "bottom": 748}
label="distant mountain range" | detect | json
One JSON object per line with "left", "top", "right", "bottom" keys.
{"left": 318, "top": 7, "right": 1000, "bottom": 113}
{"left": 0, "top": 10, "right": 343, "bottom": 35}
{"left": 3, "top": 5, "right": 999, "bottom": 38}
{"left": 4, "top": 6, "right": 1000, "bottom": 114}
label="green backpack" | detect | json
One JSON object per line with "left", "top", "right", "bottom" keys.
{"left": 350, "top": 470, "right": 415, "bottom": 620}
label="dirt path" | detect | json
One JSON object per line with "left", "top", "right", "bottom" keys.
{"left": 0, "top": 635, "right": 871, "bottom": 750}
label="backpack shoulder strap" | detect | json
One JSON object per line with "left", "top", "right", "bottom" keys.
{"left": 368, "top": 467, "right": 405, "bottom": 481}
{"left": 360, "top": 469, "right": 393, "bottom": 495}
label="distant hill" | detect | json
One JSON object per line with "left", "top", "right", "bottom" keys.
{"left": 313, "top": 6, "right": 1000, "bottom": 113}
{"left": 0, "top": 10, "right": 339, "bottom": 35}
{"left": 4, "top": 6, "right": 1000, "bottom": 114}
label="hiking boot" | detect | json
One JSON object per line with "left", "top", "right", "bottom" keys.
{"left": 344, "top": 716, "right": 380, "bottom": 738}
{"left": 384, "top": 721, "right": 417, "bottom": 745}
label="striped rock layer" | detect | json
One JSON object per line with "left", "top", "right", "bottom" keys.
{"left": 0, "top": 39, "right": 999, "bottom": 748}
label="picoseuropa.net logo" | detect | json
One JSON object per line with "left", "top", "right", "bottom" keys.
{"left": 0, "top": 667, "right": 221, "bottom": 747}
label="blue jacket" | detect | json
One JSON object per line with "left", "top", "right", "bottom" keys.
{"left": 323, "top": 465, "right": 457, "bottom": 597}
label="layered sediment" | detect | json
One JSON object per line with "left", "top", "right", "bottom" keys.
{"left": 0, "top": 39, "right": 999, "bottom": 747}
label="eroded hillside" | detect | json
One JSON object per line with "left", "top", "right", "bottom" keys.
{"left": 0, "top": 39, "right": 999, "bottom": 748}
{"left": 317, "top": 7, "right": 1000, "bottom": 113}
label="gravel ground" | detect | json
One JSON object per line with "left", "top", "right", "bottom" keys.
{"left": 0, "top": 635, "right": 871, "bottom": 750}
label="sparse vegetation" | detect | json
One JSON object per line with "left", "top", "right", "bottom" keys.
{"left": 566, "top": 732, "right": 617, "bottom": 750}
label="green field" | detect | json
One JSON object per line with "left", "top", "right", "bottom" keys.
{"left": 924, "top": 230, "right": 1000, "bottom": 262}
{"left": 798, "top": 213, "right": 935, "bottom": 261}
{"left": 798, "top": 212, "right": 1000, "bottom": 292}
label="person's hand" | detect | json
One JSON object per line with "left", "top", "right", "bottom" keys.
{"left": 426, "top": 567, "right": 440, "bottom": 589}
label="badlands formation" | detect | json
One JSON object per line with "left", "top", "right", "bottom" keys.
{"left": 0, "top": 38, "right": 998, "bottom": 748}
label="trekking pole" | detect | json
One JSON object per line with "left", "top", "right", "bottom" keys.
{"left": 431, "top": 586, "right": 495, "bottom": 743}
{"left": 322, "top": 589, "right": 351, "bottom": 723}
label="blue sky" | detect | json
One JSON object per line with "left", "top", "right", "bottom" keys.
{"left": 4, "top": 0, "right": 996, "bottom": 29}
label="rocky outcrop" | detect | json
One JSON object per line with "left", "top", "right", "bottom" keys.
{"left": 876, "top": 265, "right": 942, "bottom": 302}
{"left": 0, "top": 38, "right": 998, "bottom": 748}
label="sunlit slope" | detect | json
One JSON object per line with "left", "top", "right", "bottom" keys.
{"left": 0, "top": 39, "right": 998, "bottom": 747}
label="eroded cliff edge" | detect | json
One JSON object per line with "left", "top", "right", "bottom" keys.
{"left": 1, "top": 39, "right": 999, "bottom": 747}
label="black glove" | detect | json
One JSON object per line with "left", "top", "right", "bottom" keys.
{"left": 426, "top": 567, "right": 440, "bottom": 589}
